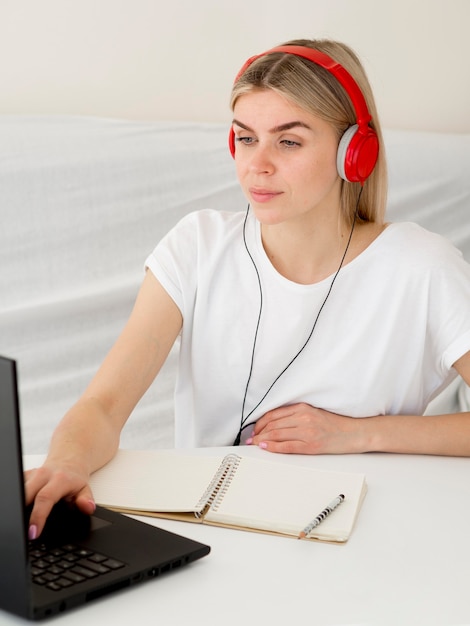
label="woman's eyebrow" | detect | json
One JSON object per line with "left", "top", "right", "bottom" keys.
{"left": 270, "top": 121, "right": 312, "bottom": 133}
{"left": 232, "top": 119, "right": 311, "bottom": 133}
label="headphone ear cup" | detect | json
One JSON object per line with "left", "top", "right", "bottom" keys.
{"left": 228, "top": 128, "right": 236, "bottom": 158}
{"left": 337, "top": 124, "right": 379, "bottom": 183}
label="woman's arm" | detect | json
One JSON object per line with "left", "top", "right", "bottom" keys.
{"left": 249, "top": 350, "right": 470, "bottom": 457}
{"left": 25, "top": 271, "right": 182, "bottom": 537}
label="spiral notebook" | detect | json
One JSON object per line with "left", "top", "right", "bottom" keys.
{"left": 89, "top": 450, "right": 367, "bottom": 543}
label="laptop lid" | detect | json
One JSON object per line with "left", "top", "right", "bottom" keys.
{"left": 0, "top": 356, "right": 210, "bottom": 620}
{"left": 0, "top": 356, "right": 32, "bottom": 618}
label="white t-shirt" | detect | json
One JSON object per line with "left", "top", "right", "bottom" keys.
{"left": 145, "top": 209, "right": 470, "bottom": 447}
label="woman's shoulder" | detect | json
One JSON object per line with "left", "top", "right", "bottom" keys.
{"left": 167, "top": 209, "right": 249, "bottom": 255}
{"left": 155, "top": 209, "right": 249, "bottom": 262}
{"left": 378, "top": 221, "right": 466, "bottom": 266}
{"left": 176, "top": 208, "right": 246, "bottom": 231}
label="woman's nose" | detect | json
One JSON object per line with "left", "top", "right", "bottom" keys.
{"left": 248, "top": 143, "right": 275, "bottom": 174}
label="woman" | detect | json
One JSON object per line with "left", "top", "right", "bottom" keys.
{"left": 26, "top": 39, "right": 470, "bottom": 538}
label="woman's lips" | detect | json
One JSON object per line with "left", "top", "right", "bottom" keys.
{"left": 249, "top": 188, "right": 283, "bottom": 203}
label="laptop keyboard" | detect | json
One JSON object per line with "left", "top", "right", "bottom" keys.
{"left": 29, "top": 542, "right": 125, "bottom": 592}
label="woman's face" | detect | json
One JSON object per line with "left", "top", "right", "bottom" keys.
{"left": 232, "top": 89, "right": 342, "bottom": 228}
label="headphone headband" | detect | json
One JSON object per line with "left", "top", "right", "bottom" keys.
{"left": 229, "top": 44, "right": 379, "bottom": 183}
{"left": 235, "top": 45, "right": 372, "bottom": 128}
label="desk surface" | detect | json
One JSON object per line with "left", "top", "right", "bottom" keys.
{"left": 8, "top": 448, "right": 470, "bottom": 626}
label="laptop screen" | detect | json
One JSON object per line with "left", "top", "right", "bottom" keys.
{"left": 0, "top": 356, "right": 33, "bottom": 618}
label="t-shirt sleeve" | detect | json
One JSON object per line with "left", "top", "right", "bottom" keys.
{"left": 144, "top": 212, "right": 199, "bottom": 315}
{"left": 427, "top": 242, "right": 470, "bottom": 371}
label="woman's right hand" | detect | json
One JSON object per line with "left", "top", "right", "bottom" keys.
{"left": 24, "top": 461, "right": 96, "bottom": 540}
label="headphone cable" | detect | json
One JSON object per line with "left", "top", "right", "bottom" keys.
{"left": 233, "top": 189, "right": 362, "bottom": 446}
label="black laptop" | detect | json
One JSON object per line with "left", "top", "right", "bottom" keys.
{"left": 0, "top": 355, "right": 210, "bottom": 620}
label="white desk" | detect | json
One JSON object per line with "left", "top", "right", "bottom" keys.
{"left": 7, "top": 448, "right": 470, "bottom": 625}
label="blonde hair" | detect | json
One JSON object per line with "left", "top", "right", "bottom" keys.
{"left": 230, "top": 39, "right": 387, "bottom": 226}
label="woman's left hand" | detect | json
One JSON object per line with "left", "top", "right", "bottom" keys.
{"left": 246, "top": 403, "right": 368, "bottom": 454}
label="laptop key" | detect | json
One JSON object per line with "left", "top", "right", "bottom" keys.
{"left": 70, "top": 565, "right": 98, "bottom": 579}
{"left": 87, "top": 552, "right": 108, "bottom": 563}
{"left": 43, "top": 572, "right": 60, "bottom": 582}
{"left": 44, "top": 554, "right": 61, "bottom": 564}
{"left": 56, "top": 559, "right": 76, "bottom": 570}
{"left": 62, "top": 571, "right": 86, "bottom": 584}
{"left": 30, "top": 549, "right": 45, "bottom": 558}
{"left": 31, "top": 566, "right": 45, "bottom": 577}
{"left": 102, "top": 558, "right": 125, "bottom": 570}
{"left": 50, "top": 548, "right": 65, "bottom": 557}
{"left": 74, "top": 549, "right": 93, "bottom": 558}
{"left": 79, "top": 559, "right": 110, "bottom": 575}
{"left": 62, "top": 552, "right": 80, "bottom": 563}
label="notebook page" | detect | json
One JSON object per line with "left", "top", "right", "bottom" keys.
{"left": 89, "top": 450, "right": 223, "bottom": 513}
{"left": 204, "top": 456, "right": 366, "bottom": 541}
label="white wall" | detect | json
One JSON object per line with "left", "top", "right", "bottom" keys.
{"left": 1, "top": 0, "right": 469, "bottom": 132}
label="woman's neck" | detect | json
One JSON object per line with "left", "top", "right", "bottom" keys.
{"left": 260, "top": 211, "right": 352, "bottom": 284}
{"left": 260, "top": 215, "right": 386, "bottom": 285}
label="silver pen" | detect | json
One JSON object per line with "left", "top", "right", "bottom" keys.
{"left": 298, "top": 494, "right": 345, "bottom": 539}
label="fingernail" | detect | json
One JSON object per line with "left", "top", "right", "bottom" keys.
{"left": 259, "top": 442, "right": 268, "bottom": 449}
{"left": 87, "top": 499, "right": 96, "bottom": 512}
{"left": 28, "top": 525, "right": 38, "bottom": 541}
{"left": 245, "top": 437, "right": 253, "bottom": 445}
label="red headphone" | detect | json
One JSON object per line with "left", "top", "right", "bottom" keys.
{"left": 229, "top": 45, "right": 379, "bottom": 184}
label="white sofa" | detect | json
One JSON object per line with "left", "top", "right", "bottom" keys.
{"left": 1, "top": 116, "right": 469, "bottom": 453}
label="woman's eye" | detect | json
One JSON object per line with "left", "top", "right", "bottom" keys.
{"left": 281, "top": 139, "right": 300, "bottom": 148}
{"left": 235, "top": 136, "right": 255, "bottom": 145}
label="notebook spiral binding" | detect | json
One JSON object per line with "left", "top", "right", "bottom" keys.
{"left": 195, "top": 454, "right": 241, "bottom": 517}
